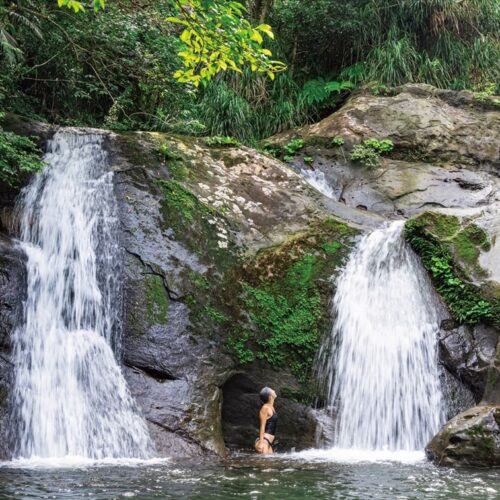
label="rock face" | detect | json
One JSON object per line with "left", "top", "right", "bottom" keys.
{"left": 107, "top": 132, "right": 364, "bottom": 455}
{"left": 0, "top": 235, "right": 26, "bottom": 458}
{"left": 270, "top": 83, "right": 499, "bottom": 219}
{"left": 426, "top": 405, "right": 500, "bottom": 467}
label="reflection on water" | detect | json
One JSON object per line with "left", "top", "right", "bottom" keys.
{"left": 0, "top": 454, "right": 498, "bottom": 499}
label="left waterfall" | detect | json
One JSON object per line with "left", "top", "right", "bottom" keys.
{"left": 10, "top": 132, "right": 152, "bottom": 460}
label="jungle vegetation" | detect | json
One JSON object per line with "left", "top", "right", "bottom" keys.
{"left": 0, "top": 0, "right": 498, "bottom": 144}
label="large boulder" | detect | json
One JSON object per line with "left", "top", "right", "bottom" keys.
{"left": 404, "top": 211, "right": 500, "bottom": 404}
{"left": 107, "top": 131, "right": 372, "bottom": 455}
{"left": 426, "top": 405, "right": 500, "bottom": 467}
{"left": 269, "top": 84, "right": 499, "bottom": 219}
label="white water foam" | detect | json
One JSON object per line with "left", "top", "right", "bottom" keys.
{"left": 289, "top": 448, "right": 426, "bottom": 464}
{"left": 316, "top": 221, "right": 444, "bottom": 453}
{"left": 10, "top": 132, "right": 152, "bottom": 462}
{"left": 1, "top": 456, "right": 168, "bottom": 470}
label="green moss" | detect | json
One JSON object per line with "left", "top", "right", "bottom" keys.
{"left": 156, "top": 143, "right": 183, "bottom": 162}
{"left": 205, "top": 136, "right": 241, "bottom": 147}
{"left": 323, "top": 241, "right": 342, "bottom": 254}
{"left": 405, "top": 213, "right": 499, "bottom": 327}
{"left": 407, "top": 212, "right": 491, "bottom": 277}
{"left": 156, "top": 179, "right": 238, "bottom": 269}
{"left": 167, "top": 161, "right": 190, "bottom": 181}
{"left": 145, "top": 274, "right": 169, "bottom": 325}
{"left": 228, "top": 218, "right": 357, "bottom": 383}
{"left": 417, "top": 212, "right": 460, "bottom": 240}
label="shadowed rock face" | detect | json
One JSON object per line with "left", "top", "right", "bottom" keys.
{"left": 426, "top": 405, "right": 500, "bottom": 467}
{"left": 221, "top": 369, "right": 318, "bottom": 452}
{"left": 0, "top": 236, "right": 26, "bottom": 458}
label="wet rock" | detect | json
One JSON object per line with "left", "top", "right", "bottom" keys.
{"left": 277, "top": 83, "right": 500, "bottom": 167}
{"left": 439, "top": 324, "right": 499, "bottom": 402}
{"left": 271, "top": 84, "right": 499, "bottom": 219}
{"left": 440, "top": 367, "right": 476, "bottom": 421}
{"left": 0, "top": 235, "right": 26, "bottom": 458}
{"left": 426, "top": 405, "right": 500, "bottom": 467}
{"left": 106, "top": 131, "right": 363, "bottom": 457}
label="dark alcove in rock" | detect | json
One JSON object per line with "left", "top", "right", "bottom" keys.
{"left": 221, "top": 373, "right": 319, "bottom": 453}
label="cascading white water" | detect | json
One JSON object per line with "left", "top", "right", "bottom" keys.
{"left": 300, "top": 169, "right": 335, "bottom": 199}
{"left": 317, "top": 221, "right": 444, "bottom": 451}
{"left": 11, "top": 132, "right": 152, "bottom": 460}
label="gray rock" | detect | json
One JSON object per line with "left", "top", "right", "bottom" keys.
{"left": 438, "top": 322, "right": 499, "bottom": 401}
{"left": 106, "top": 131, "right": 355, "bottom": 457}
{"left": 0, "top": 235, "right": 27, "bottom": 458}
{"left": 426, "top": 405, "right": 500, "bottom": 467}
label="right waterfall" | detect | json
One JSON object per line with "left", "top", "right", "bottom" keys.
{"left": 318, "top": 221, "right": 445, "bottom": 451}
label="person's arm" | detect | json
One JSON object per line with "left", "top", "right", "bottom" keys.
{"left": 257, "top": 406, "right": 269, "bottom": 450}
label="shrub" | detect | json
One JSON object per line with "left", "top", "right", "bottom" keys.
{"left": 351, "top": 138, "right": 394, "bottom": 167}
{"left": 283, "top": 138, "right": 304, "bottom": 155}
{"left": 0, "top": 117, "right": 44, "bottom": 187}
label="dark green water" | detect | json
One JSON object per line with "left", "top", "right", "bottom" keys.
{"left": 0, "top": 453, "right": 498, "bottom": 499}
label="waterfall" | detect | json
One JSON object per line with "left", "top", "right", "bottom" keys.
{"left": 317, "top": 221, "right": 444, "bottom": 451}
{"left": 11, "top": 132, "right": 152, "bottom": 460}
{"left": 300, "top": 169, "right": 335, "bottom": 199}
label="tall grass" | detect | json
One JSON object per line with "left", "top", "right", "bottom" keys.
{"left": 197, "top": 71, "right": 317, "bottom": 143}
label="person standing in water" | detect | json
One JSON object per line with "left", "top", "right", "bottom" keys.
{"left": 255, "top": 386, "right": 277, "bottom": 454}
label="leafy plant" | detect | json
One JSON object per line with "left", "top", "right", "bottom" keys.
{"left": 405, "top": 218, "right": 499, "bottom": 327}
{"left": 300, "top": 78, "right": 354, "bottom": 106}
{"left": 0, "top": 117, "right": 44, "bottom": 187}
{"left": 351, "top": 138, "right": 394, "bottom": 167}
{"left": 156, "top": 143, "right": 182, "bottom": 161}
{"left": 283, "top": 138, "right": 304, "bottom": 155}
{"left": 331, "top": 136, "right": 345, "bottom": 146}
{"left": 167, "top": 1, "right": 285, "bottom": 86}
{"left": 205, "top": 135, "right": 241, "bottom": 147}
{"left": 303, "top": 155, "right": 314, "bottom": 165}
{"left": 474, "top": 82, "right": 498, "bottom": 102}
{"left": 283, "top": 155, "right": 294, "bottom": 162}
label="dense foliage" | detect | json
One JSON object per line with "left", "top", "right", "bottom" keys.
{"left": 0, "top": 0, "right": 498, "bottom": 142}
{"left": 0, "top": 114, "right": 43, "bottom": 187}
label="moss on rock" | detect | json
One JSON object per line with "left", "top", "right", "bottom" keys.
{"left": 156, "top": 179, "right": 238, "bottom": 270}
{"left": 426, "top": 405, "right": 500, "bottom": 467}
{"left": 145, "top": 274, "right": 169, "bottom": 326}
{"left": 227, "top": 218, "right": 357, "bottom": 383}
{"left": 405, "top": 211, "right": 500, "bottom": 327}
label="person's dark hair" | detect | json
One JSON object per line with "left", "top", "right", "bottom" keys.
{"left": 259, "top": 386, "right": 272, "bottom": 404}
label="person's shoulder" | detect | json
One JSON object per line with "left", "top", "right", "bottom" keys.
{"left": 261, "top": 403, "right": 272, "bottom": 414}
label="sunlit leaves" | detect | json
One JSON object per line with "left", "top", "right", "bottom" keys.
{"left": 167, "top": 1, "right": 285, "bottom": 86}
{"left": 57, "top": 0, "right": 106, "bottom": 12}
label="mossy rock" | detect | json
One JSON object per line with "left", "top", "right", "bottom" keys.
{"left": 405, "top": 211, "right": 500, "bottom": 328}
{"left": 225, "top": 218, "right": 357, "bottom": 385}
{"left": 145, "top": 274, "right": 169, "bottom": 326}
{"left": 426, "top": 405, "right": 500, "bottom": 467}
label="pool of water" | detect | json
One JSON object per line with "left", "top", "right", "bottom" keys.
{"left": 0, "top": 452, "right": 499, "bottom": 499}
